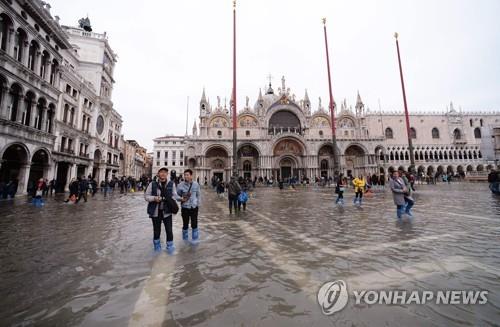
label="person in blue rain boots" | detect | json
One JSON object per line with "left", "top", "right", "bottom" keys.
{"left": 145, "top": 167, "right": 180, "bottom": 253}
{"left": 400, "top": 169, "right": 415, "bottom": 217}
{"left": 389, "top": 170, "right": 408, "bottom": 219}
{"left": 177, "top": 169, "right": 201, "bottom": 245}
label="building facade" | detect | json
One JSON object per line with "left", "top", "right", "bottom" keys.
{"left": 0, "top": 0, "right": 123, "bottom": 194}
{"left": 122, "top": 139, "right": 151, "bottom": 179}
{"left": 152, "top": 135, "right": 185, "bottom": 177}
{"left": 184, "top": 76, "right": 500, "bottom": 182}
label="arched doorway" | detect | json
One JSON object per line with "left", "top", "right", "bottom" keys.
{"left": 0, "top": 143, "right": 29, "bottom": 195}
{"left": 344, "top": 144, "right": 366, "bottom": 177}
{"left": 28, "top": 149, "right": 50, "bottom": 194}
{"left": 318, "top": 144, "right": 334, "bottom": 178}
{"left": 206, "top": 146, "right": 229, "bottom": 182}
{"left": 273, "top": 138, "right": 304, "bottom": 180}
{"left": 279, "top": 157, "right": 296, "bottom": 180}
{"left": 237, "top": 144, "right": 259, "bottom": 180}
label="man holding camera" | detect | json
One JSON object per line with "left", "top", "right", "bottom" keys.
{"left": 177, "top": 169, "right": 201, "bottom": 243}
{"left": 145, "top": 167, "right": 179, "bottom": 253}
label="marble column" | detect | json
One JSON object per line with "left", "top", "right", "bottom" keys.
{"left": 18, "top": 163, "right": 31, "bottom": 195}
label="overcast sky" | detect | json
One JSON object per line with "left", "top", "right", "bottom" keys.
{"left": 49, "top": 0, "right": 500, "bottom": 151}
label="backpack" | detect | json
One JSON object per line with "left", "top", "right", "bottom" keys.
{"left": 238, "top": 191, "right": 248, "bottom": 203}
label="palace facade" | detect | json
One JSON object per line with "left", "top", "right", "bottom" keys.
{"left": 184, "top": 76, "right": 499, "bottom": 182}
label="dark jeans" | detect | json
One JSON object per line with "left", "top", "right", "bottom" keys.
{"left": 181, "top": 207, "right": 198, "bottom": 230}
{"left": 228, "top": 195, "right": 238, "bottom": 212}
{"left": 355, "top": 191, "right": 363, "bottom": 199}
{"left": 76, "top": 192, "right": 87, "bottom": 203}
{"left": 405, "top": 197, "right": 414, "bottom": 212}
{"left": 152, "top": 210, "right": 173, "bottom": 241}
{"left": 237, "top": 200, "right": 246, "bottom": 211}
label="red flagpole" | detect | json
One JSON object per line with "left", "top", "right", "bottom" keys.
{"left": 231, "top": 0, "right": 238, "bottom": 177}
{"left": 322, "top": 18, "right": 340, "bottom": 174}
{"left": 394, "top": 32, "right": 415, "bottom": 170}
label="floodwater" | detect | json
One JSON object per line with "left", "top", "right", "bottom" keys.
{"left": 0, "top": 183, "right": 499, "bottom": 326}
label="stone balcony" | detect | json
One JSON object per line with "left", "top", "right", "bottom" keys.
{"left": 0, "top": 118, "right": 55, "bottom": 146}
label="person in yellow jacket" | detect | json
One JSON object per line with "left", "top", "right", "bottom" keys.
{"left": 352, "top": 175, "right": 366, "bottom": 205}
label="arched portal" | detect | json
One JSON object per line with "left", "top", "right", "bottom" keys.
{"left": 28, "top": 149, "right": 50, "bottom": 194}
{"left": 0, "top": 143, "right": 30, "bottom": 195}
{"left": 237, "top": 144, "right": 259, "bottom": 179}
{"left": 206, "top": 146, "right": 229, "bottom": 182}
{"left": 344, "top": 144, "right": 366, "bottom": 177}
{"left": 318, "top": 144, "right": 334, "bottom": 178}
{"left": 273, "top": 138, "right": 304, "bottom": 180}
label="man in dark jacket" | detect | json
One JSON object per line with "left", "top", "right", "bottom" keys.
{"left": 75, "top": 176, "right": 88, "bottom": 203}
{"left": 227, "top": 176, "right": 241, "bottom": 214}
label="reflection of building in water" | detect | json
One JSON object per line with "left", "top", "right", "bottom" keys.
{"left": 181, "top": 76, "right": 499, "bottom": 181}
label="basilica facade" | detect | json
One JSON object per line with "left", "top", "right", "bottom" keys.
{"left": 184, "top": 76, "right": 499, "bottom": 182}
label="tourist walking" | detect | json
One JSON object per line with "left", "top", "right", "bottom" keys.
{"left": 352, "top": 175, "right": 366, "bottom": 206}
{"left": 75, "top": 176, "right": 88, "bottom": 203}
{"left": 65, "top": 178, "right": 79, "bottom": 203}
{"left": 227, "top": 176, "right": 241, "bottom": 214}
{"left": 389, "top": 170, "right": 412, "bottom": 219}
{"left": 237, "top": 177, "right": 249, "bottom": 211}
{"left": 177, "top": 169, "right": 201, "bottom": 243}
{"left": 335, "top": 174, "right": 347, "bottom": 206}
{"left": 145, "top": 167, "right": 179, "bottom": 253}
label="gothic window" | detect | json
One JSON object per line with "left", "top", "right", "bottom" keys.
{"left": 385, "top": 127, "right": 393, "bottom": 139}
{"left": 474, "top": 127, "right": 481, "bottom": 139}
{"left": 410, "top": 127, "right": 417, "bottom": 139}
{"left": 453, "top": 128, "right": 462, "bottom": 140}
{"left": 432, "top": 127, "right": 440, "bottom": 139}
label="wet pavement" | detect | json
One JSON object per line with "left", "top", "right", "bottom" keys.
{"left": 1, "top": 183, "right": 499, "bottom": 326}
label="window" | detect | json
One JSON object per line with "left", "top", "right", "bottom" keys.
{"left": 410, "top": 127, "right": 417, "bottom": 139}
{"left": 469, "top": 119, "right": 473, "bottom": 127}
{"left": 319, "top": 130, "right": 324, "bottom": 138}
{"left": 432, "top": 127, "right": 440, "bottom": 139}
{"left": 453, "top": 128, "right": 462, "bottom": 140}
{"left": 180, "top": 151, "right": 183, "bottom": 159}
{"left": 164, "top": 161, "right": 168, "bottom": 166}
{"left": 385, "top": 127, "right": 393, "bottom": 139}
{"left": 180, "top": 161, "right": 184, "bottom": 166}
{"left": 246, "top": 130, "right": 250, "bottom": 136}
{"left": 157, "top": 161, "right": 160, "bottom": 166}
{"left": 63, "top": 104, "right": 69, "bottom": 122}
{"left": 474, "top": 127, "right": 481, "bottom": 139}
{"left": 172, "top": 161, "right": 176, "bottom": 166}
{"left": 173, "top": 151, "right": 177, "bottom": 159}
{"left": 156, "top": 151, "right": 160, "bottom": 159}
{"left": 165, "top": 151, "right": 168, "bottom": 158}
{"left": 66, "top": 84, "right": 71, "bottom": 93}
{"left": 480, "top": 119, "right": 483, "bottom": 127}
{"left": 217, "top": 130, "right": 222, "bottom": 138}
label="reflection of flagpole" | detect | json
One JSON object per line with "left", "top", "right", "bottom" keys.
{"left": 394, "top": 32, "right": 415, "bottom": 171}
{"left": 322, "top": 18, "right": 340, "bottom": 175}
{"left": 231, "top": 0, "right": 238, "bottom": 177}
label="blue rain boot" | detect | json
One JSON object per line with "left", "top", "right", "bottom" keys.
{"left": 182, "top": 229, "right": 189, "bottom": 241}
{"left": 153, "top": 239, "right": 161, "bottom": 252}
{"left": 166, "top": 241, "right": 175, "bottom": 254}
{"left": 191, "top": 228, "right": 199, "bottom": 244}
